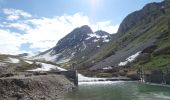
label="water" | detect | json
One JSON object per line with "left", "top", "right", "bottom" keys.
{"left": 54, "top": 66, "right": 170, "bottom": 100}
{"left": 63, "top": 81, "right": 170, "bottom": 100}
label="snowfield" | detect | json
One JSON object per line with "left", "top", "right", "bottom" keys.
{"left": 24, "top": 60, "right": 33, "bottom": 64}
{"left": 8, "top": 58, "right": 20, "bottom": 63}
{"left": 33, "top": 49, "right": 60, "bottom": 62}
{"left": 118, "top": 51, "right": 141, "bottom": 66}
{"left": 27, "top": 62, "right": 66, "bottom": 71}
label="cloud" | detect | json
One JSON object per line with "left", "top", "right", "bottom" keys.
{"left": 3, "top": 8, "right": 32, "bottom": 21}
{"left": 0, "top": 8, "right": 119, "bottom": 55}
{"left": 4, "top": 22, "right": 31, "bottom": 31}
{"left": 91, "top": 21, "right": 119, "bottom": 33}
{"left": 0, "top": 29, "right": 23, "bottom": 54}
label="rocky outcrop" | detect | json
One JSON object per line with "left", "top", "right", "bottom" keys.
{"left": 145, "top": 70, "right": 164, "bottom": 84}
{"left": 0, "top": 75, "right": 75, "bottom": 100}
{"left": 153, "top": 45, "right": 170, "bottom": 56}
{"left": 118, "top": 1, "right": 165, "bottom": 35}
{"left": 34, "top": 25, "right": 112, "bottom": 66}
{"left": 143, "top": 69, "right": 170, "bottom": 85}
{"left": 165, "top": 0, "right": 170, "bottom": 13}
{"left": 56, "top": 25, "right": 93, "bottom": 52}
{"left": 141, "top": 45, "right": 157, "bottom": 53}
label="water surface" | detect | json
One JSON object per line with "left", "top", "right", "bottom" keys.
{"left": 63, "top": 81, "right": 170, "bottom": 100}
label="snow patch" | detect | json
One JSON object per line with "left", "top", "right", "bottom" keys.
{"left": 71, "top": 52, "right": 76, "bottom": 56}
{"left": 93, "top": 39, "right": 98, "bottom": 42}
{"left": 34, "top": 49, "right": 61, "bottom": 62}
{"left": 57, "top": 66, "right": 67, "bottom": 71}
{"left": 103, "top": 39, "right": 110, "bottom": 42}
{"left": 85, "top": 37, "right": 91, "bottom": 40}
{"left": 0, "top": 62, "right": 7, "bottom": 66}
{"left": 25, "top": 60, "right": 33, "bottom": 64}
{"left": 88, "top": 33, "right": 101, "bottom": 38}
{"left": 101, "top": 35, "right": 108, "bottom": 38}
{"left": 56, "top": 58, "right": 71, "bottom": 64}
{"left": 82, "top": 42, "right": 87, "bottom": 50}
{"left": 27, "top": 62, "right": 67, "bottom": 72}
{"left": 118, "top": 51, "right": 141, "bottom": 66}
{"left": 102, "top": 66, "right": 112, "bottom": 70}
{"left": 27, "top": 62, "right": 57, "bottom": 71}
{"left": 8, "top": 58, "right": 20, "bottom": 63}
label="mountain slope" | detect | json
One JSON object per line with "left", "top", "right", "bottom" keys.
{"left": 34, "top": 25, "right": 112, "bottom": 65}
{"left": 34, "top": 0, "right": 170, "bottom": 76}
{"left": 75, "top": 1, "right": 170, "bottom": 71}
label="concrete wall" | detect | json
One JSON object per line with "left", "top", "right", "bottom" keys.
{"left": 49, "top": 71, "right": 78, "bottom": 86}
{"left": 144, "top": 70, "right": 164, "bottom": 84}
{"left": 60, "top": 71, "right": 78, "bottom": 86}
{"left": 138, "top": 69, "right": 170, "bottom": 84}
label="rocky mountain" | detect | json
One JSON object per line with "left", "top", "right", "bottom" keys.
{"left": 34, "top": 25, "right": 112, "bottom": 65}
{"left": 17, "top": 53, "right": 29, "bottom": 57}
{"left": 34, "top": 0, "right": 170, "bottom": 78}
{"left": 117, "top": 1, "right": 165, "bottom": 35}
{"left": 85, "top": 0, "right": 170, "bottom": 72}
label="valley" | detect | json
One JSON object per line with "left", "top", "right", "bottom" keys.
{"left": 0, "top": 0, "right": 170, "bottom": 100}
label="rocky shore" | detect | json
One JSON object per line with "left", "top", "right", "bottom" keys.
{"left": 0, "top": 74, "right": 75, "bottom": 100}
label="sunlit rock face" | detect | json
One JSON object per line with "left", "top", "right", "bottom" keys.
{"left": 118, "top": 1, "right": 165, "bottom": 36}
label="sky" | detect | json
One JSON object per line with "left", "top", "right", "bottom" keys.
{"left": 0, "top": 0, "right": 163, "bottom": 55}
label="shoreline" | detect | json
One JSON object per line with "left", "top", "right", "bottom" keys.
{"left": 0, "top": 74, "right": 75, "bottom": 100}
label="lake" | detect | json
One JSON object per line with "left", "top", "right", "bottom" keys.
{"left": 63, "top": 81, "right": 170, "bottom": 100}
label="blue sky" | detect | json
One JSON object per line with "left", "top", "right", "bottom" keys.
{"left": 0, "top": 0, "right": 163, "bottom": 54}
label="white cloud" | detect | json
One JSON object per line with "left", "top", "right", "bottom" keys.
{"left": 91, "top": 21, "right": 119, "bottom": 33}
{"left": 0, "top": 8, "right": 119, "bottom": 55}
{"left": 0, "top": 29, "right": 23, "bottom": 54}
{"left": 3, "top": 8, "right": 32, "bottom": 21}
{"left": 5, "top": 22, "right": 31, "bottom": 31}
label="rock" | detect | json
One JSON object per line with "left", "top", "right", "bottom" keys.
{"left": 0, "top": 75, "right": 75, "bottom": 100}
{"left": 118, "top": 1, "right": 165, "bottom": 35}
{"left": 153, "top": 45, "right": 170, "bottom": 56}
{"left": 145, "top": 70, "right": 164, "bottom": 83}
{"left": 0, "top": 73, "right": 14, "bottom": 78}
{"left": 165, "top": 0, "right": 170, "bottom": 14}
{"left": 165, "top": 73, "right": 170, "bottom": 84}
{"left": 126, "top": 71, "right": 139, "bottom": 80}
{"left": 141, "top": 45, "right": 157, "bottom": 53}
{"left": 136, "top": 53, "right": 151, "bottom": 64}
{"left": 25, "top": 73, "right": 32, "bottom": 77}
{"left": 33, "top": 72, "right": 48, "bottom": 76}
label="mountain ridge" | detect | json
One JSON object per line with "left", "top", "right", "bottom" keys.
{"left": 34, "top": 0, "right": 170, "bottom": 78}
{"left": 33, "top": 25, "right": 112, "bottom": 65}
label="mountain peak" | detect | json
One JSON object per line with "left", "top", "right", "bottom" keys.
{"left": 76, "top": 25, "right": 93, "bottom": 34}
{"left": 118, "top": 1, "right": 165, "bottom": 35}
{"left": 80, "top": 25, "right": 91, "bottom": 29}
{"left": 95, "top": 30, "right": 110, "bottom": 36}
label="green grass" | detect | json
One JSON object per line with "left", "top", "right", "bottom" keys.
{"left": 134, "top": 16, "right": 168, "bottom": 45}
{"left": 138, "top": 55, "right": 170, "bottom": 70}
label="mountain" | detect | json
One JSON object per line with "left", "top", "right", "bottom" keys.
{"left": 34, "top": 25, "right": 112, "bottom": 65}
{"left": 35, "top": 0, "right": 170, "bottom": 77}
{"left": 17, "top": 53, "right": 29, "bottom": 57}
{"left": 84, "top": 0, "right": 170, "bottom": 73}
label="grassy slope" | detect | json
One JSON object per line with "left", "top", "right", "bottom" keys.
{"left": 82, "top": 14, "right": 170, "bottom": 72}
{"left": 133, "top": 15, "right": 170, "bottom": 71}
{"left": 0, "top": 54, "right": 44, "bottom": 72}
{"left": 76, "top": 14, "right": 168, "bottom": 70}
